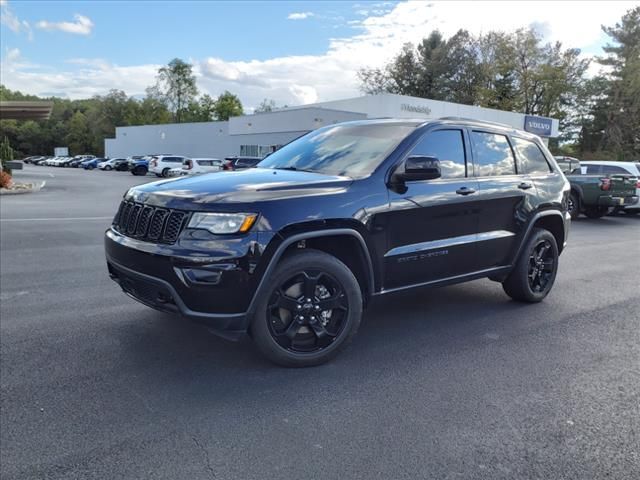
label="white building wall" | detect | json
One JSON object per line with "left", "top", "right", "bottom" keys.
{"left": 304, "top": 93, "right": 560, "bottom": 137}
{"left": 105, "top": 94, "right": 559, "bottom": 157}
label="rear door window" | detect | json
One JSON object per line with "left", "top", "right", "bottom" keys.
{"left": 470, "top": 131, "right": 516, "bottom": 176}
{"left": 512, "top": 137, "right": 552, "bottom": 174}
{"left": 585, "top": 165, "right": 602, "bottom": 174}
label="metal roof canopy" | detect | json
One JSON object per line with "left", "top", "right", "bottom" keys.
{"left": 0, "top": 101, "right": 53, "bottom": 120}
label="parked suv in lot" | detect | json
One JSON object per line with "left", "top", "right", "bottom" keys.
{"left": 149, "top": 155, "right": 186, "bottom": 177}
{"left": 105, "top": 119, "right": 570, "bottom": 366}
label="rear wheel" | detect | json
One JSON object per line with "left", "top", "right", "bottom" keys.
{"left": 502, "top": 228, "right": 559, "bottom": 303}
{"left": 583, "top": 206, "right": 609, "bottom": 219}
{"left": 568, "top": 191, "right": 580, "bottom": 219}
{"left": 162, "top": 168, "right": 170, "bottom": 177}
{"left": 251, "top": 249, "right": 363, "bottom": 367}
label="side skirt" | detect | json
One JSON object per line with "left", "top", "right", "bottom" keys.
{"left": 374, "top": 265, "right": 512, "bottom": 296}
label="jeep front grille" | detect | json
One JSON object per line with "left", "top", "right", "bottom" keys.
{"left": 112, "top": 200, "right": 189, "bottom": 244}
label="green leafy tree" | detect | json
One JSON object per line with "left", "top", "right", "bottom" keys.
{"left": 213, "top": 91, "right": 243, "bottom": 121}
{"left": 154, "top": 58, "right": 198, "bottom": 123}
{"left": 597, "top": 6, "right": 640, "bottom": 159}
{"left": 65, "top": 111, "right": 90, "bottom": 155}
{"left": 0, "top": 135, "right": 15, "bottom": 174}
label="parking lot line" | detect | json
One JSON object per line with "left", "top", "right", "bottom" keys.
{"left": 0, "top": 216, "right": 113, "bottom": 222}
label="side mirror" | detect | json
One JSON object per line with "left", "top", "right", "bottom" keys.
{"left": 400, "top": 155, "right": 441, "bottom": 181}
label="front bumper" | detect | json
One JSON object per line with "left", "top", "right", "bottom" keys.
{"left": 105, "top": 228, "right": 263, "bottom": 339}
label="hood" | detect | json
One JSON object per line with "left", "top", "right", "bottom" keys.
{"left": 126, "top": 168, "right": 353, "bottom": 209}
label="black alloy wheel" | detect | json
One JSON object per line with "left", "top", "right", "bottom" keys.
{"left": 527, "top": 239, "right": 555, "bottom": 294}
{"left": 502, "top": 227, "right": 559, "bottom": 303}
{"left": 251, "top": 249, "right": 362, "bottom": 367}
{"left": 267, "top": 271, "right": 349, "bottom": 353}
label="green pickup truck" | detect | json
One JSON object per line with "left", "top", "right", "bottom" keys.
{"left": 555, "top": 156, "right": 639, "bottom": 219}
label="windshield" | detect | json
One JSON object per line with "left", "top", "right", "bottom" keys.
{"left": 257, "top": 123, "right": 415, "bottom": 178}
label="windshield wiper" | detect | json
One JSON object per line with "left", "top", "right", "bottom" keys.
{"left": 272, "top": 166, "right": 314, "bottom": 173}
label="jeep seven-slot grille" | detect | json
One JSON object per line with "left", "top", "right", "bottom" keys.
{"left": 113, "top": 200, "right": 189, "bottom": 244}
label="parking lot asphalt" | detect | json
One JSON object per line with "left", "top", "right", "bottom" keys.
{"left": 1, "top": 165, "right": 639, "bottom": 480}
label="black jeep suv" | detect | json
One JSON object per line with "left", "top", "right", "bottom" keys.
{"left": 105, "top": 119, "right": 570, "bottom": 367}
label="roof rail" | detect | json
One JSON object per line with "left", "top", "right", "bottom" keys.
{"left": 438, "top": 116, "right": 514, "bottom": 129}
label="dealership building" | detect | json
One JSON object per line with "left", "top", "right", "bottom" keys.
{"left": 104, "top": 93, "right": 559, "bottom": 159}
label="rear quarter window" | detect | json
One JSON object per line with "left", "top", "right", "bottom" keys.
{"left": 512, "top": 137, "right": 552, "bottom": 175}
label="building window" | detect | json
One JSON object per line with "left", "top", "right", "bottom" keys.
{"left": 240, "top": 144, "right": 282, "bottom": 157}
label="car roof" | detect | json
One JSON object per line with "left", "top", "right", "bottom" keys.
{"left": 316, "top": 117, "right": 541, "bottom": 140}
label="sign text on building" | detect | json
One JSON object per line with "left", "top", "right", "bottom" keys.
{"left": 401, "top": 103, "right": 432, "bottom": 115}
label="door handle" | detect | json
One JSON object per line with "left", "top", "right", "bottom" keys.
{"left": 518, "top": 182, "right": 533, "bottom": 190}
{"left": 456, "top": 187, "right": 476, "bottom": 196}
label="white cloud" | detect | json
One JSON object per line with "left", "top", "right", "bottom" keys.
{"left": 36, "top": 14, "right": 94, "bottom": 35}
{"left": 1, "top": 0, "right": 33, "bottom": 39}
{"left": 287, "top": 12, "right": 314, "bottom": 20}
{"left": 6, "top": 47, "right": 20, "bottom": 62}
{"left": 2, "top": 0, "right": 636, "bottom": 108}
{"left": 1, "top": 53, "right": 159, "bottom": 99}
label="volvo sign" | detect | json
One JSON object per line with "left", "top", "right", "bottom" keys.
{"left": 524, "top": 115, "right": 553, "bottom": 137}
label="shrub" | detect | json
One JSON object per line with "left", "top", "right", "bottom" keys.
{"left": 0, "top": 171, "right": 13, "bottom": 189}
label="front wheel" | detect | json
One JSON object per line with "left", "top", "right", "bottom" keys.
{"left": 583, "top": 206, "right": 609, "bottom": 219}
{"left": 105, "top": 165, "right": 112, "bottom": 171}
{"left": 502, "top": 228, "right": 559, "bottom": 303}
{"left": 131, "top": 166, "right": 147, "bottom": 176}
{"left": 250, "top": 249, "right": 363, "bottom": 367}
{"left": 162, "top": 168, "right": 170, "bottom": 178}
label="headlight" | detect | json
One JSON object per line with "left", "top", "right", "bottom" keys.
{"left": 188, "top": 212, "right": 257, "bottom": 235}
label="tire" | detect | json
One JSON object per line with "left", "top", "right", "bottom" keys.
{"left": 502, "top": 228, "right": 559, "bottom": 303}
{"left": 583, "top": 206, "right": 609, "bottom": 219}
{"left": 105, "top": 166, "right": 112, "bottom": 171}
{"left": 568, "top": 191, "right": 580, "bottom": 220}
{"left": 132, "top": 166, "right": 147, "bottom": 176}
{"left": 162, "top": 168, "right": 170, "bottom": 178}
{"left": 88, "top": 165, "right": 95, "bottom": 170}
{"left": 250, "top": 249, "right": 363, "bottom": 367}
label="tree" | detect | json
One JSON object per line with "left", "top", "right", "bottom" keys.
{"left": 65, "top": 111, "right": 90, "bottom": 155}
{"left": 0, "top": 135, "right": 15, "bottom": 174}
{"left": 255, "top": 98, "right": 277, "bottom": 113}
{"left": 597, "top": 6, "right": 640, "bottom": 159}
{"left": 153, "top": 58, "right": 198, "bottom": 123}
{"left": 213, "top": 91, "right": 243, "bottom": 121}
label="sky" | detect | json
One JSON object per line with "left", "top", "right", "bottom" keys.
{"left": 0, "top": 0, "right": 637, "bottom": 112}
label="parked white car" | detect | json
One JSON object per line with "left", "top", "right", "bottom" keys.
{"left": 580, "top": 160, "right": 640, "bottom": 214}
{"left": 149, "top": 155, "right": 185, "bottom": 177}
{"left": 97, "top": 158, "right": 125, "bottom": 170}
{"left": 169, "top": 158, "right": 224, "bottom": 176}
